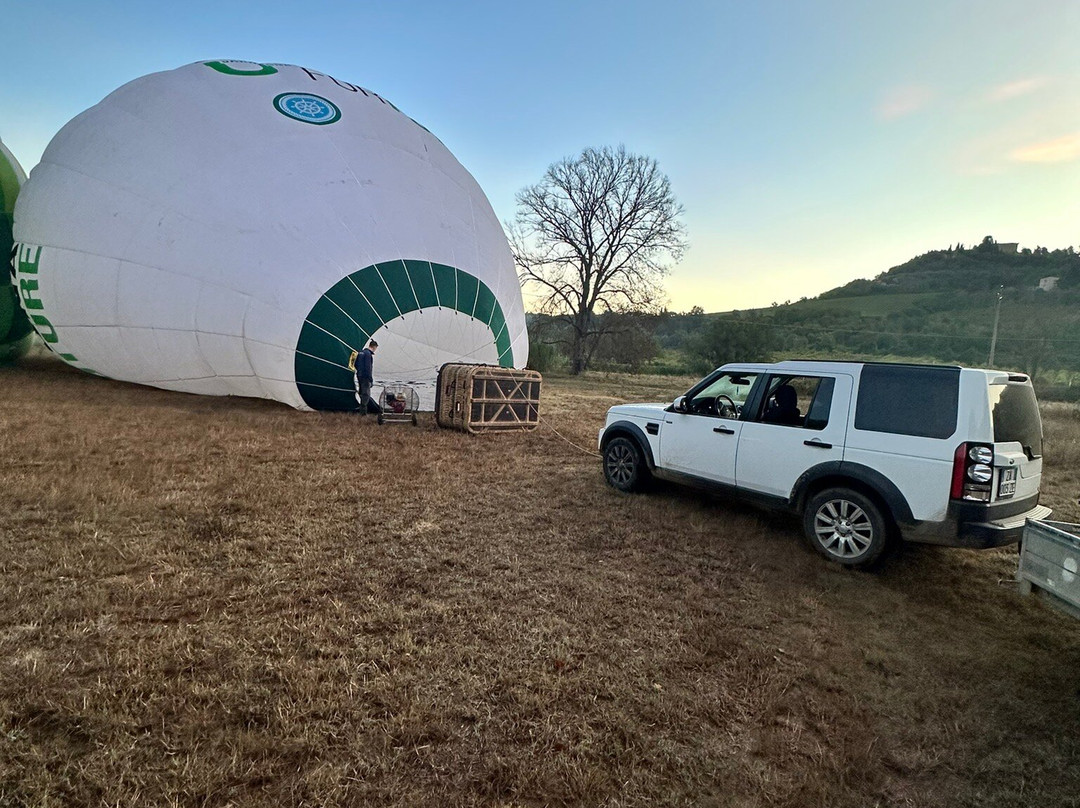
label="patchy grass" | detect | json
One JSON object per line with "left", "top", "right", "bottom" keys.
{"left": 1, "top": 357, "right": 1079, "bottom": 807}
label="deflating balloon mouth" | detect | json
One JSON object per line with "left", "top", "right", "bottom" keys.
{"left": 295, "top": 260, "right": 514, "bottom": 411}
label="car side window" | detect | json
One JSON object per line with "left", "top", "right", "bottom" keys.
{"left": 753, "top": 375, "right": 835, "bottom": 430}
{"left": 684, "top": 372, "right": 759, "bottom": 418}
{"left": 855, "top": 365, "right": 958, "bottom": 439}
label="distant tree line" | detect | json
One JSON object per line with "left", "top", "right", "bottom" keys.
{"left": 524, "top": 238, "right": 1080, "bottom": 401}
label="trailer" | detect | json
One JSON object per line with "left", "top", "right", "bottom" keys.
{"left": 1017, "top": 519, "right": 1080, "bottom": 620}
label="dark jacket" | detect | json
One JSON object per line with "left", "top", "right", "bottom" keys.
{"left": 355, "top": 348, "right": 374, "bottom": 383}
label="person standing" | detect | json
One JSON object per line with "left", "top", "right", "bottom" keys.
{"left": 353, "top": 339, "right": 378, "bottom": 414}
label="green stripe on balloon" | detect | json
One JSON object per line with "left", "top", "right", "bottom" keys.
{"left": 295, "top": 261, "right": 514, "bottom": 410}
{"left": 405, "top": 260, "right": 438, "bottom": 308}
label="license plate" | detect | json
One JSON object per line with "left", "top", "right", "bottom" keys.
{"left": 998, "top": 467, "right": 1017, "bottom": 498}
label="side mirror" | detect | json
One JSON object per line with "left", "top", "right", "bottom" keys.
{"left": 673, "top": 396, "right": 686, "bottom": 412}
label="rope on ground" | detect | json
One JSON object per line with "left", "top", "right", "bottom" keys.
{"left": 538, "top": 414, "right": 602, "bottom": 458}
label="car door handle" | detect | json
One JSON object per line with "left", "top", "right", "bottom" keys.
{"left": 804, "top": 440, "right": 832, "bottom": 449}
{"left": 713, "top": 426, "right": 735, "bottom": 435}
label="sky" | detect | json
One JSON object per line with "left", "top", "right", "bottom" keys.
{"left": 3, "top": 0, "right": 1078, "bottom": 313}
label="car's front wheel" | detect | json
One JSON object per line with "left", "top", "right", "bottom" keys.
{"left": 602, "top": 436, "right": 650, "bottom": 492}
{"left": 803, "top": 487, "right": 890, "bottom": 567}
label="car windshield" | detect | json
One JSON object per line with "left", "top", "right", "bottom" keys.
{"left": 690, "top": 373, "right": 758, "bottom": 408}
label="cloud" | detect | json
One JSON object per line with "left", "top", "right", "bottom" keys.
{"left": 876, "top": 85, "right": 934, "bottom": 120}
{"left": 985, "top": 77, "right": 1049, "bottom": 103}
{"left": 1010, "top": 133, "right": 1080, "bottom": 164}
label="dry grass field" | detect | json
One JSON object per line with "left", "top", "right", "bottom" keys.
{"left": 1, "top": 357, "right": 1079, "bottom": 807}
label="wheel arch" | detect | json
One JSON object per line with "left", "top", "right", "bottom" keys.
{"left": 792, "top": 462, "right": 916, "bottom": 528}
{"left": 600, "top": 421, "right": 656, "bottom": 470}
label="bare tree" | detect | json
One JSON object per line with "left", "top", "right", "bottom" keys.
{"left": 511, "top": 145, "right": 686, "bottom": 374}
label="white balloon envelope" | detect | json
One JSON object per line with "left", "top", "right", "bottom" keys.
{"left": 13, "top": 60, "right": 528, "bottom": 409}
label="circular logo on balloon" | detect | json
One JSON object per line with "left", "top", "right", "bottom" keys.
{"left": 273, "top": 93, "right": 341, "bottom": 125}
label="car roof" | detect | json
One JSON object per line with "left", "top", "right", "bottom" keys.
{"left": 717, "top": 359, "right": 1029, "bottom": 383}
{"left": 774, "top": 359, "right": 962, "bottom": 371}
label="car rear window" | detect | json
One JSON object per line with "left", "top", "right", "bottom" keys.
{"left": 854, "top": 365, "right": 959, "bottom": 439}
{"left": 989, "top": 382, "right": 1043, "bottom": 458}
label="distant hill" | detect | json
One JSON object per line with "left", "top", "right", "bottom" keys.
{"left": 719, "top": 237, "right": 1080, "bottom": 388}
{"left": 819, "top": 237, "right": 1079, "bottom": 299}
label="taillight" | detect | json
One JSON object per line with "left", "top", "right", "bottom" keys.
{"left": 951, "top": 442, "right": 993, "bottom": 501}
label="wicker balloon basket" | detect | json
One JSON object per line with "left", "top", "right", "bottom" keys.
{"left": 435, "top": 364, "right": 541, "bottom": 434}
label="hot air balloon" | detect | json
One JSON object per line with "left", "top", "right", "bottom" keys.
{"left": 13, "top": 60, "right": 528, "bottom": 409}
{"left": 0, "top": 138, "right": 33, "bottom": 362}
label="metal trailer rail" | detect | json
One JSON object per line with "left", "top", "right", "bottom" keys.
{"left": 1017, "top": 519, "right": 1080, "bottom": 620}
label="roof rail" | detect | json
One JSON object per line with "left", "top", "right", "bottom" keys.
{"left": 778, "top": 358, "right": 962, "bottom": 370}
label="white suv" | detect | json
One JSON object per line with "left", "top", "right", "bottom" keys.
{"left": 598, "top": 361, "right": 1051, "bottom": 566}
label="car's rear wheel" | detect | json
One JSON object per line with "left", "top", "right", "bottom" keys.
{"left": 803, "top": 487, "right": 889, "bottom": 567}
{"left": 602, "top": 436, "right": 650, "bottom": 492}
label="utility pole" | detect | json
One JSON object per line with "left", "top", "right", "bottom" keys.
{"left": 987, "top": 286, "right": 1004, "bottom": 367}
